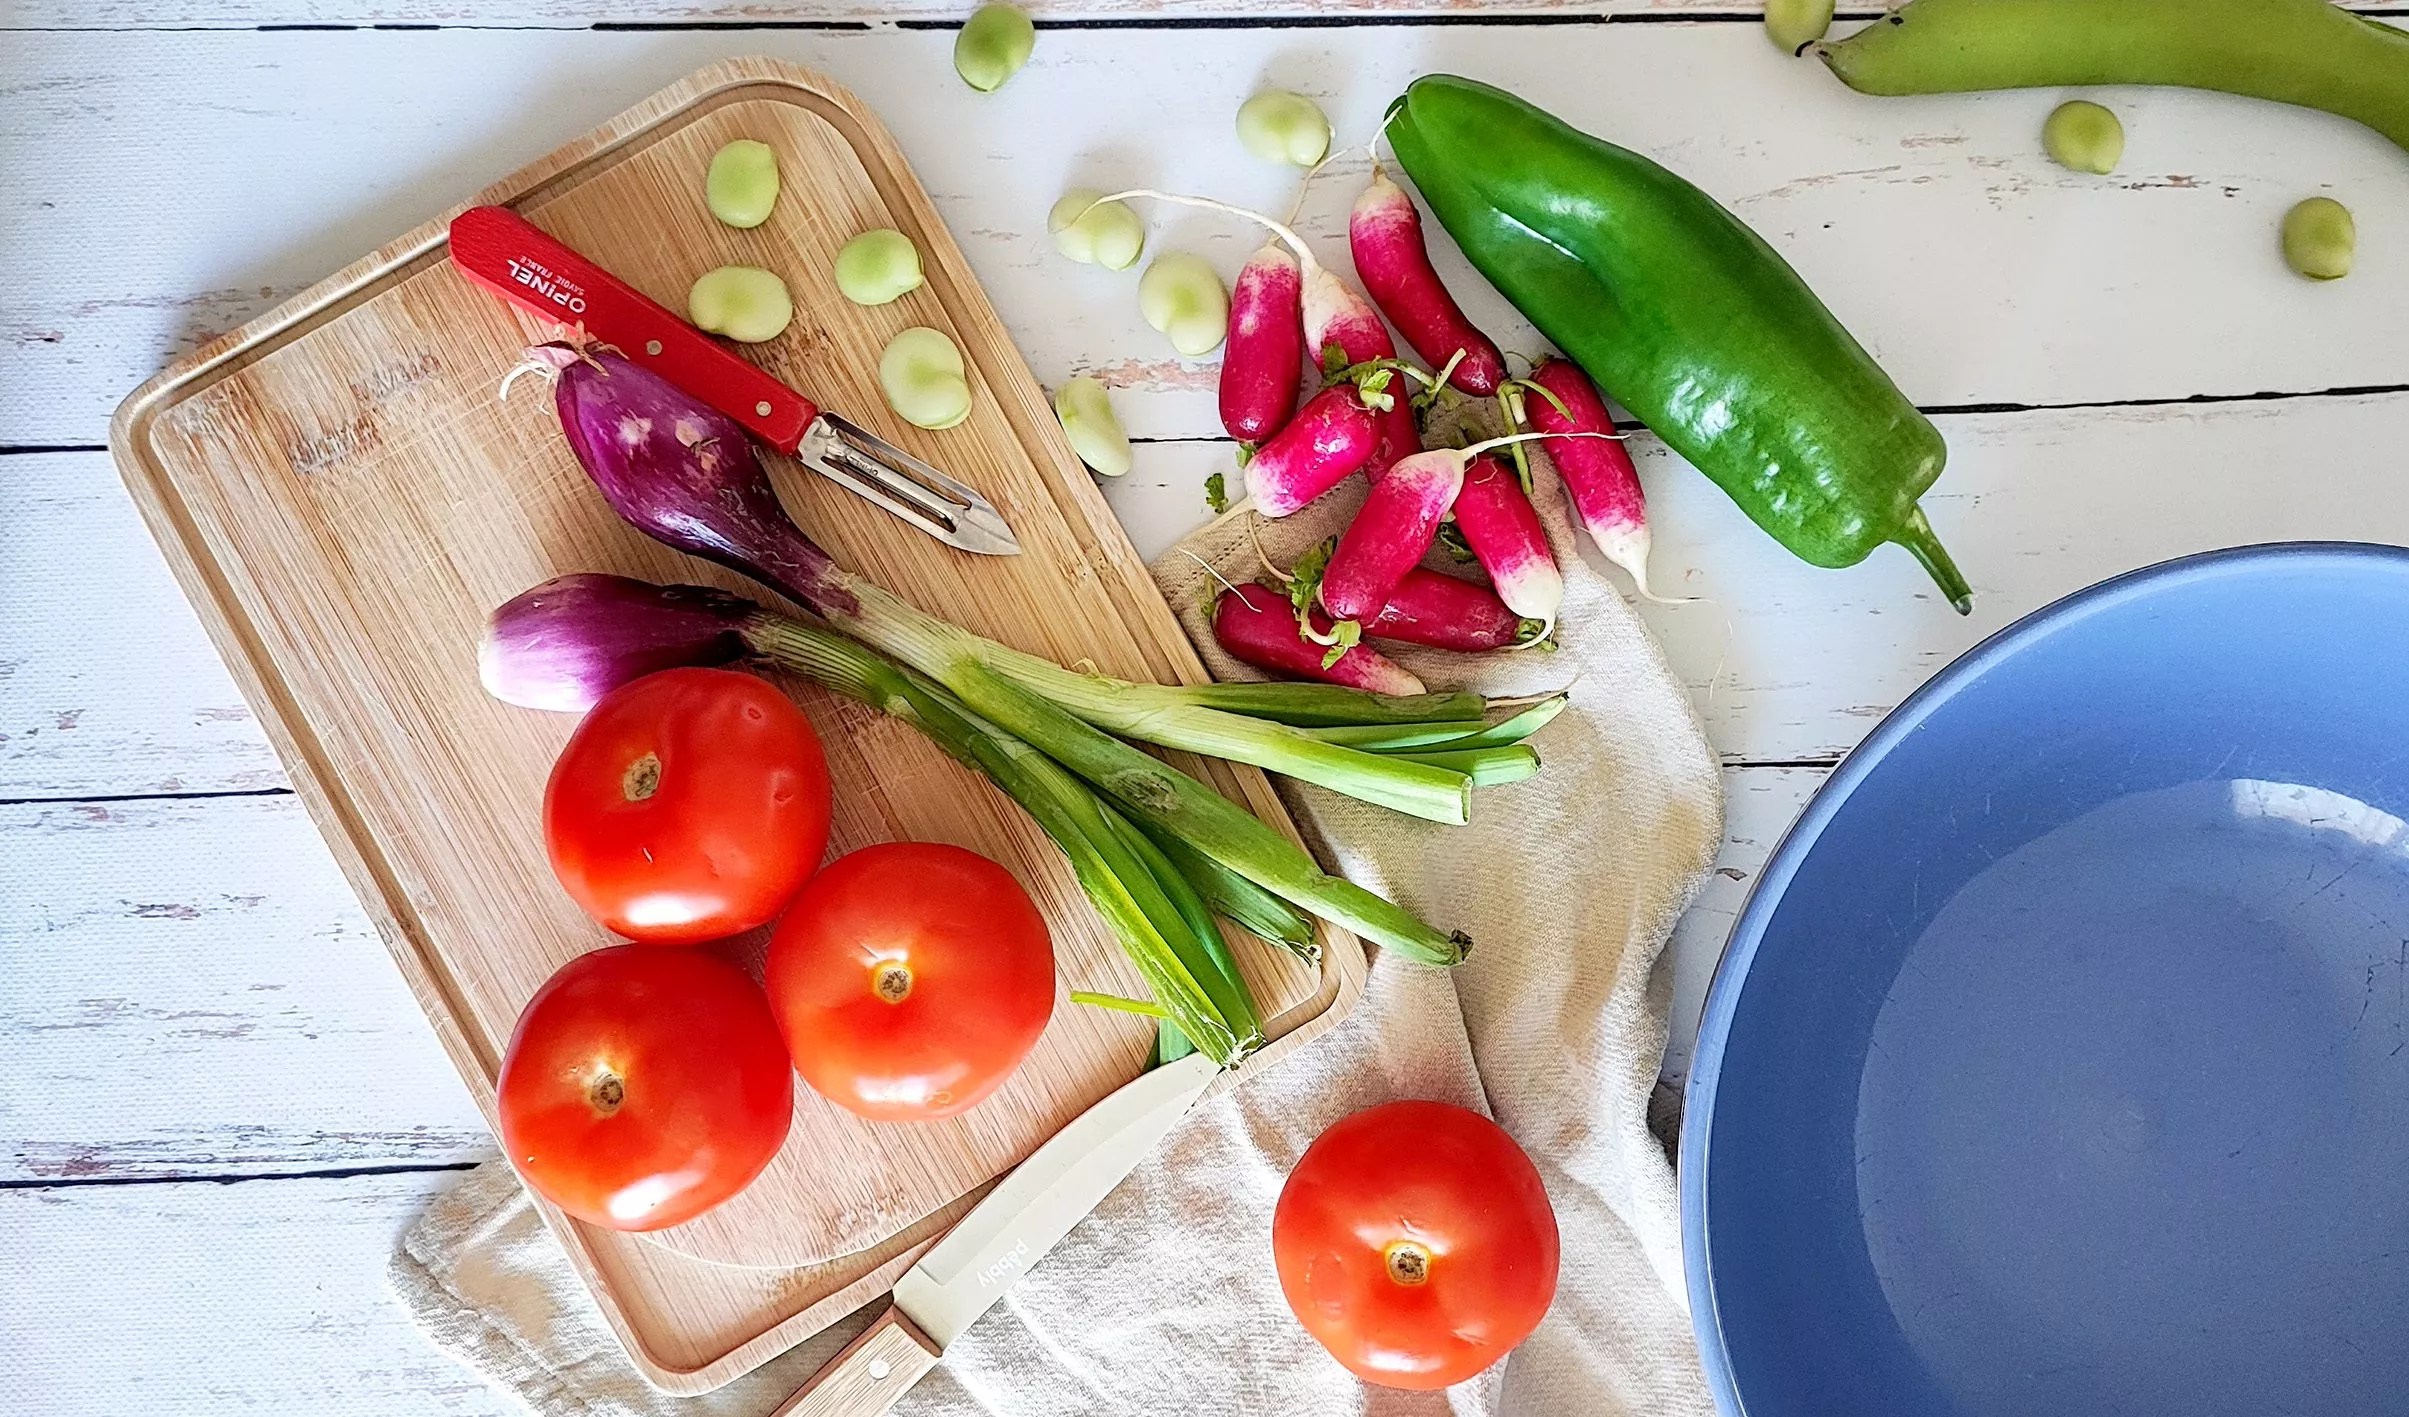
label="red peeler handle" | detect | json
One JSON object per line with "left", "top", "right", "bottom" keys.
{"left": 447, "top": 205, "right": 818, "bottom": 454}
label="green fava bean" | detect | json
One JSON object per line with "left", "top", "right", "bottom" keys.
{"left": 1053, "top": 376, "right": 1133, "bottom": 477}
{"left": 1765, "top": 0, "right": 1836, "bottom": 53}
{"left": 1138, "top": 253, "right": 1228, "bottom": 358}
{"left": 834, "top": 229, "right": 925, "bottom": 306}
{"left": 880, "top": 327, "right": 974, "bottom": 430}
{"left": 2282, "top": 196, "right": 2355, "bottom": 280}
{"left": 2042, "top": 99, "right": 2123, "bottom": 174}
{"left": 1048, "top": 189, "right": 1146, "bottom": 270}
{"left": 705, "top": 139, "right": 780, "bottom": 229}
{"left": 688, "top": 266, "right": 793, "bottom": 343}
{"left": 1235, "top": 90, "right": 1331, "bottom": 167}
{"left": 955, "top": 3, "right": 1035, "bottom": 93}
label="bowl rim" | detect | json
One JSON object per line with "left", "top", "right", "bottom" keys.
{"left": 1677, "top": 540, "right": 2409, "bottom": 1414}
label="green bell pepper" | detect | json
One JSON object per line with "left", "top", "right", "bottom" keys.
{"left": 1387, "top": 75, "right": 1971, "bottom": 612}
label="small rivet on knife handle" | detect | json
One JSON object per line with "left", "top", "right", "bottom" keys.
{"left": 756, "top": 400, "right": 774, "bottom": 417}
{"left": 644, "top": 339, "right": 663, "bottom": 356}
{"left": 867, "top": 1359, "right": 892, "bottom": 1381}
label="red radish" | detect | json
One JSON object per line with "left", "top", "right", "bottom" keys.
{"left": 1350, "top": 164, "right": 1506, "bottom": 396}
{"left": 1214, "top": 584, "right": 1426, "bottom": 695}
{"left": 1364, "top": 394, "right": 1422, "bottom": 484}
{"left": 1523, "top": 357, "right": 1659, "bottom": 599}
{"left": 1095, "top": 187, "right": 1420, "bottom": 478}
{"left": 1366, "top": 569, "right": 1544, "bottom": 652}
{"left": 1222, "top": 242, "right": 1305, "bottom": 443}
{"left": 1316, "top": 430, "right": 1590, "bottom": 628}
{"left": 1454, "top": 453, "right": 1563, "bottom": 626}
{"left": 1245, "top": 378, "right": 1389, "bottom": 517}
{"left": 1320, "top": 448, "right": 1466, "bottom": 621}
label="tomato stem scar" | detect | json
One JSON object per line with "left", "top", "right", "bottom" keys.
{"left": 873, "top": 962, "right": 914, "bottom": 1004}
{"left": 1384, "top": 1240, "right": 1432, "bottom": 1286}
{"left": 621, "top": 752, "right": 662, "bottom": 801}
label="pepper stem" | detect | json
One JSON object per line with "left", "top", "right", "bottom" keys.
{"left": 1897, "top": 506, "right": 1973, "bottom": 616}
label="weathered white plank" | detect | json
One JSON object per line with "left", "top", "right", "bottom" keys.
{"left": 1119, "top": 392, "right": 2409, "bottom": 762}
{"left": 9, "top": 24, "right": 2409, "bottom": 447}
{"left": 4, "top": 0, "right": 2397, "bottom": 27}
{"left": 0, "top": 1171, "right": 518, "bottom": 1417}
{"left": 22, "top": 386, "right": 2409, "bottom": 801}
{"left": 0, "top": 746, "right": 1791, "bottom": 1187}
{"left": 0, "top": 792, "right": 490, "bottom": 1181}
{"left": 0, "top": 454, "right": 278, "bottom": 800}
{"left": 1624, "top": 392, "right": 2409, "bottom": 762}
{"left": 0, "top": 1, "right": 1792, "bottom": 27}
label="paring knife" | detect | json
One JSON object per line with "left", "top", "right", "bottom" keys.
{"left": 774, "top": 1052, "right": 1222, "bottom": 1417}
{"left": 447, "top": 204, "right": 1020, "bottom": 556}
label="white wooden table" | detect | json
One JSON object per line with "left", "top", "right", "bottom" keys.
{"left": 6, "top": 4, "right": 2408, "bottom": 1411}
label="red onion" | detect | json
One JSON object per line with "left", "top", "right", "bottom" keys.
{"left": 524, "top": 344, "right": 855, "bottom": 617}
{"left": 479, "top": 573, "right": 759, "bottom": 712}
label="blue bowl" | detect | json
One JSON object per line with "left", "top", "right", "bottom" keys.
{"left": 1682, "top": 544, "right": 2409, "bottom": 1417}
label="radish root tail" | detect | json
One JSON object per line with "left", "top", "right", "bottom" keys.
{"left": 1092, "top": 188, "right": 1321, "bottom": 274}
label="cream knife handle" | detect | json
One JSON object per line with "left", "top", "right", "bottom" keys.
{"left": 771, "top": 1307, "right": 943, "bottom": 1417}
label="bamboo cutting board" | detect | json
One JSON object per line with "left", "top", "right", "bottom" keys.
{"left": 111, "top": 58, "right": 1364, "bottom": 1392}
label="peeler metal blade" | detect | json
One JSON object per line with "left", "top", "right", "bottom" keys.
{"left": 798, "top": 414, "right": 1022, "bottom": 557}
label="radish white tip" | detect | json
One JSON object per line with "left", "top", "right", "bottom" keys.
{"left": 1588, "top": 523, "right": 1695, "bottom": 605}
{"left": 1628, "top": 577, "right": 1701, "bottom": 607}
{"left": 1284, "top": 146, "right": 1344, "bottom": 225}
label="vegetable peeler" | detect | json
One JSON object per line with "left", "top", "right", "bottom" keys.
{"left": 448, "top": 205, "right": 1020, "bottom": 556}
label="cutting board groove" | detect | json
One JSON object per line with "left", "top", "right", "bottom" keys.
{"left": 110, "top": 57, "right": 1363, "bottom": 1392}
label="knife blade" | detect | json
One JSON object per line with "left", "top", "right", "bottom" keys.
{"left": 773, "top": 1052, "right": 1222, "bottom": 1417}
{"left": 447, "top": 205, "right": 1020, "bottom": 556}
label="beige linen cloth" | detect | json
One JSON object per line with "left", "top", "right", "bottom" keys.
{"left": 391, "top": 474, "right": 1724, "bottom": 1417}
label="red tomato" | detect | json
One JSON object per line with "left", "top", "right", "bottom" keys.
{"left": 764, "top": 842, "right": 1055, "bottom": 1121}
{"left": 543, "top": 667, "right": 830, "bottom": 943}
{"left": 496, "top": 945, "right": 793, "bottom": 1231}
{"left": 1272, "top": 1100, "right": 1560, "bottom": 1390}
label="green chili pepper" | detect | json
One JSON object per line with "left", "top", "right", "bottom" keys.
{"left": 1387, "top": 75, "right": 1971, "bottom": 612}
{"left": 1819, "top": 0, "right": 2409, "bottom": 159}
